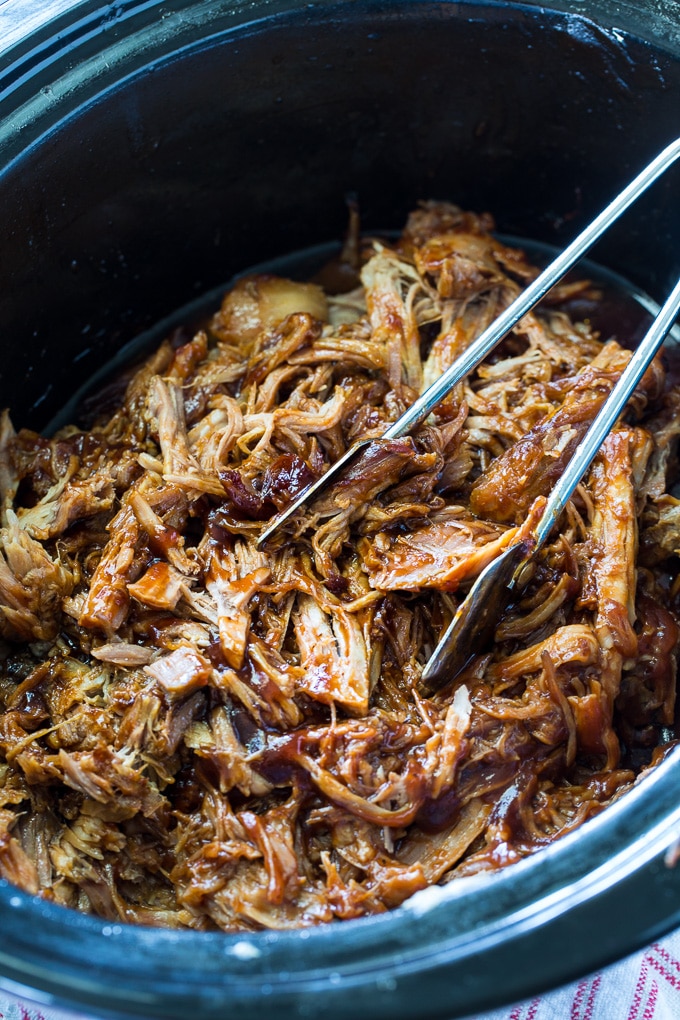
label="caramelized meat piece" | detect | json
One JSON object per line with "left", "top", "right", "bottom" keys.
{"left": 0, "top": 202, "right": 675, "bottom": 932}
{"left": 470, "top": 341, "right": 665, "bottom": 523}
{"left": 365, "top": 499, "right": 544, "bottom": 592}
{"left": 0, "top": 511, "right": 74, "bottom": 641}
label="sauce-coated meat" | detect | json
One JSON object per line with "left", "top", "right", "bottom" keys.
{"left": 0, "top": 202, "right": 677, "bottom": 931}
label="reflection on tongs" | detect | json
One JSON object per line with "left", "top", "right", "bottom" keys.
{"left": 258, "top": 137, "right": 680, "bottom": 694}
{"left": 419, "top": 271, "right": 680, "bottom": 693}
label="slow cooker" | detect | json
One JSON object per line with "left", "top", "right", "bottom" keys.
{"left": 1, "top": 1, "right": 680, "bottom": 1017}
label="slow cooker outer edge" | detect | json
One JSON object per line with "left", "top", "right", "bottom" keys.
{"left": 0, "top": 748, "right": 677, "bottom": 1019}
{"left": 0, "top": 1, "right": 679, "bottom": 1017}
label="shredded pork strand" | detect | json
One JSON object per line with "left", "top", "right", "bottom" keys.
{"left": 0, "top": 201, "right": 678, "bottom": 931}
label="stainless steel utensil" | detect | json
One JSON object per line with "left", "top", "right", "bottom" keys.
{"left": 258, "top": 136, "right": 680, "bottom": 692}
{"left": 259, "top": 138, "right": 680, "bottom": 545}
{"left": 419, "top": 271, "right": 680, "bottom": 693}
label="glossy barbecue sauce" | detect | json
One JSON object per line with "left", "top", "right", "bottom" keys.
{"left": 50, "top": 235, "right": 680, "bottom": 853}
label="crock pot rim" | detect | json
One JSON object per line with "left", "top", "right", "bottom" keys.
{"left": 1, "top": 2, "right": 680, "bottom": 1018}
{"left": 3, "top": 0, "right": 680, "bottom": 174}
{"left": 0, "top": 743, "right": 677, "bottom": 1020}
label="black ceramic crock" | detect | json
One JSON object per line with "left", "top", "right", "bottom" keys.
{"left": 1, "top": 1, "right": 680, "bottom": 1017}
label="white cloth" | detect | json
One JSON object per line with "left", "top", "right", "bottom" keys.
{"left": 473, "top": 930, "right": 680, "bottom": 1020}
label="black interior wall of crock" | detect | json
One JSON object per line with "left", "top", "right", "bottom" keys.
{"left": 1, "top": 0, "right": 679, "bottom": 430}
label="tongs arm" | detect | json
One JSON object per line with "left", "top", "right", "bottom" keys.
{"left": 419, "top": 272, "right": 680, "bottom": 695}
{"left": 258, "top": 136, "right": 680, "bottom": 546}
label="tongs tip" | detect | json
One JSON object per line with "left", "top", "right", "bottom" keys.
{"left": 417, "top": 541, "right": 531, "bottom": 697}
{"left": 257, "top": 440, "right": 372, "bottom": 547}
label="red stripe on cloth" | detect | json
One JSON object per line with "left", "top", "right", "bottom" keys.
{"left": 583, "top": 974, "right": 602, "bottom": 1020}
{"left": 508, "top": 996, "right": 543, "bottom": 1020}
{"left": 652, "top": 943, "right": 680, "bottom": 974}
{"left": 642, "top": 978, "right": 658, "bottom": 1020}
{"left": 19, "top": 1009, "right": 45, "bottom": 1020}
{"left": 628, "top": 958, "right": 651, "bottom": 1020}
{"left": 570, "top": 978, "right": 589, "bottom": 1019}
{"left": 526, "top": 997, "right": 542, "bottom": 1020}
{"left": 569, "top": 975, "right": 601, "bottom": 1020}
{"left": 647, "top": 954, "right": 680, "bottom": 989}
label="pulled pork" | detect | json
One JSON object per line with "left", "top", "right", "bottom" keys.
{"left": 0, "top": 202, "right": 678, "bottom": 930}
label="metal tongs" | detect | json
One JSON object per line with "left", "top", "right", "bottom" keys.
{"left": 259, "top": 138, "right": 680, "bottom": 694}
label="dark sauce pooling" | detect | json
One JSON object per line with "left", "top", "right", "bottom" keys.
{"left": 0, "top": 202, "right": 677, "bottom": 928}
